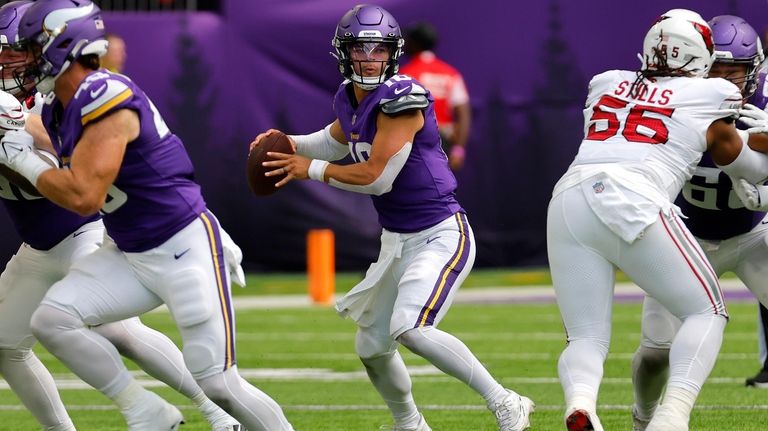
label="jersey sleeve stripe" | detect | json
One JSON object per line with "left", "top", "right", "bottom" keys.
{"left": 80, "top": 88, "right": 133, "bottom": 126}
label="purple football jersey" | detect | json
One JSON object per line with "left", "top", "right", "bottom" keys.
{"left": 676, "top": 152, "right": 766, "bottom": 240}
{"left": 333, "top": 75, "right": 463, "bottom": 232}
{"left": 0, "top": 181, "right": 98, "bottom": 250}
{"left": 678, "top": 88, "right": 768, "bottom": 240}
{"left": 41, "top": 70, "right": 206, "bottom": 252}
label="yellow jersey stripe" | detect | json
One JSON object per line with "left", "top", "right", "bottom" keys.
{"left": 81, "top": 88, "right": 133, "bottom": 125}
{"left": 199, "top": 212, "right": 234, "bottom": 368}
{"left": 418, "top": 213, "right": 466, "bottom": 326}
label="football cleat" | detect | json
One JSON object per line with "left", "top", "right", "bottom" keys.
{"left": 122, "top": 391, "right": 184, "bottom": 431}
{"left": 745, "top": 368, "right": 768, "bottom": 388}
{"left": 492, "top": 391, "right": 535, "bottom": 431}
{"left": 207, "top": 408, "right": 244, "bottom": 431}
{"left": 645, "top": 408, "right": 688, "bottom": 431}
{"left": 564, "top": 408, "right": 604, "bottom": 431}
{"left": 379, "top": 413, "right": 431, "bottom": 431}
{"left": 632, "top": 405, "right": 651, "bottom": 431}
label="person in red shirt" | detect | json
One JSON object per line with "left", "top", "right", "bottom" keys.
{"left": 401, "top": 22, "right": 471, "bottom": 171}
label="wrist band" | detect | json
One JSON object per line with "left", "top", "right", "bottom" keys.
{"left": 308, "top": 159, "right": 330, "bottom": 182}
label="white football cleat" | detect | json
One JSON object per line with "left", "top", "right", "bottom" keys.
{"left": 645, "top": 408, "right": 688, "bottom": 431}
{"left": 122, "top": 391, "right": 184, "bottom": 431}
{"left": 564, "top": 407, "right": 604, "bottom": 431}
{"left": 379, "top": 413, "right": 431, "bottom": 431}
{"left": 492, "top": 390, "right": 535, "bottom": 431}
{"left": 632, "top": 405, "right": 651, "bottom": 431}
{"left": 207, "top": 408, "right": 244, "bottom": 431}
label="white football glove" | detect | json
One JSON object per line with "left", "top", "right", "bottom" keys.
{"left": 0, "top": 129, "right": 54, "bottom": 185}
{"left": 732, "top": 178, "right": 768, "bottom": 211}
{"left": 220, "top": 227, "right": 246, "bottom": 288}
{"left": 0, "top": 91, "right": 26, "bottom": 135}
{"left": 738, "top": 103, "right": 768, "bottom": 134}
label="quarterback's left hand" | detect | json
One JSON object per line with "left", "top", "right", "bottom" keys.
{"left": 220, "top": 227, "right": 246, "bottom": 288}
{"left": 263, "top": 152, "right": 310, "bottom": 187}
{"left": 732, "top": 178, "right": 768, "bottom": 211}
{"left": 0, "top": 130, "right": 54, "bottom": 186}
{"left": 738, "top": 103, "right": 768, "bottom": 134}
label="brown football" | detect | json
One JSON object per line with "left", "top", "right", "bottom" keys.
{"left": 246, "top": 131, "right": 295, "bottom": 196}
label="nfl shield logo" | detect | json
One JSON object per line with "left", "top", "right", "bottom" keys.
{"left": 592, "top": 181, "right": 605, "bottom": 194}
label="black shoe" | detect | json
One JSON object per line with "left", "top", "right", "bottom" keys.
{"left": 745, "top": 369, "right": 768, "bottom": 388}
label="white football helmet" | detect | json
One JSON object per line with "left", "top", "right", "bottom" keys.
{"left": 642, "top": 10, "right": 715, "bottom": 77}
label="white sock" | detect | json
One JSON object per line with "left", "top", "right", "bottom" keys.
{"left": 196, "top": 367, "right": 293, "bottom": 431}
{"left": 111, "top": 380, "right": 147, "bottom": 411}
{"left": 558, "top": 338, "right": 608, "bottom": 412}
{"left": 631, "top": 345, "right": 669, "bottom": 419}
{"left": 360, "top": 351, "right": 421, "bottom": 428}
{"left": 0, "top": 348, "right": 74, "bottom": 430}
{"left": 659, "top": 386, "right": 697, "bottom": 420}
{"left": 95, "top": 318, "right": 200, "bottom": 398}
{"left": 192, "top": 390, "right": 235, "bottom": 424}
{"left": 397, "top": 326, "right": 509, "bottom": 406}
{"left": 668, "top": 315, "right": 725, "bottom": 394}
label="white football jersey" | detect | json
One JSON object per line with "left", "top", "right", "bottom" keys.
{"left": 553, "top": 70, "right": 741, "bottom": 242}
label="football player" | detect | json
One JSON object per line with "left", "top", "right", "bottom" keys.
{"left": 547, "top": 9, "right": 768, "bottom": 431}
{"left": 0, "top": 1, "right": 291, "bottom": 430}
{"left": 630, "top": 14, "right": 768, "bottom": 430}
{"left": 0, "top": 1, "right": 243, "bottom": 430}
{"left": 251, "top": 4, "right": 533, "bottom": 431}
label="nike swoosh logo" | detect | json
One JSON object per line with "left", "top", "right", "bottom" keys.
{"left": 761, "top": 220, "right": 768, "bottom": 225}
{"left": 426, "top": 236, "right": 440, "bottom": 244}
{"left": 72, "top": 230, "right": 87, "bottom": 238}
{"left": 90, "top": 83, "right": 107, "bottom": 99}
{"left": 174, "top": 248, "right": 191, "bottom": 259}
{"left": 394, "top": 86, "right": 410, "bottom": 95}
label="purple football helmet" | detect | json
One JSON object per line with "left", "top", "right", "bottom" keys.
{"left": 749, "top": 63, "right": 768, "bottom": 109}
{"left": 709, "top": 15, "right": 764, "bottom": 97}
{"left": 332, "top": 4, "right": 404, "bottom": 90}
{"left": 17, "top": 0, "right": 107, "bottom": 94}
{"left": 0, "top": 0, "right": 34, "bottom": 96}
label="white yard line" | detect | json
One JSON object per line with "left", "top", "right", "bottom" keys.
{"left": 0, "top": 403, "right": 765, "bottom": 412}
{"left": 159, "top": 279, "right": 753, "bottom": 311}
{"left": 0, "top": 367, "right": 758, "bottom": 389}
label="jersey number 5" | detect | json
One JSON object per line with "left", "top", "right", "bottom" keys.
{"left": 586, "top": 94, "right": 675, "bottom": 144}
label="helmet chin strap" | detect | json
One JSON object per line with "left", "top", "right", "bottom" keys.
{"left": 350, "top": 66, "right": 390, "bottom": 91}
{"left": 35, "top": 58, "right": 70, "bottom": 95}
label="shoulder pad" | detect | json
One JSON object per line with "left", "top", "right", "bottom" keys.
{"left": 74, "top": 75, "right": 134, "bottom": 126}
{"left": 701, "top": 77, "right": 742, "bottom": 112}
{"left": 380, "top": 82, "right": 429, "bottom": 114}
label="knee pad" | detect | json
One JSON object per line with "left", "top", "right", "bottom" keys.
{"left": 29, "top": 304, "right": 83, "bottom": 345}
{"left": 182, "top": 335, "right": 220, "bottom": 378}
{"left": 355, "top": 327, "right": 397, "bottom": 360}
{"left": 161, "top": 268, "right": 214, "bottom": 328}
{"left": 195, "top": 367, "right": 239, "bottom": 412}
{"left": 641, "top": 312, "right": 679, "bottom": 349}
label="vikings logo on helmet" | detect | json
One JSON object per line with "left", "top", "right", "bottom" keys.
{"left": 16, "top": 0, "right": 108, "bottom": 94}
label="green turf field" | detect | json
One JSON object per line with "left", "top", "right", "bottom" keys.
{"left": 3, "top": 294, "right": 766, "bottom": 430}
